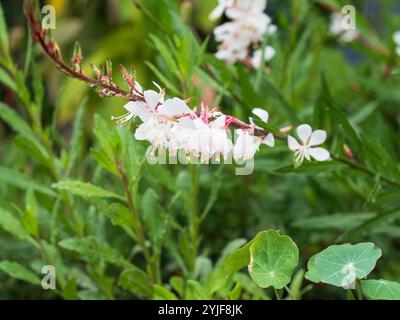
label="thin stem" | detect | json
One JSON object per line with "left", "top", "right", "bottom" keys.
{"left": 334, "top": 156, "right": 400, "bottom": 189}
{"left": 24, "top": 4, "right": 141, "bottom": 101}
{"left": 273, "top": 288, "right": 281, "bottom": 300}
{"left": 356, "top": 280, "right": 363, "bottom": 300}
{"left": 284, "top": 285, "right": 297, "bottom": 300}
{"left": 118, "top": 164, "right": 158, "bottom": 283}
{"left": 188, "top": 164, "right": 200, "bottom": 271}
{"left": 347, "top": 289, "right": 355, "bottom": 300}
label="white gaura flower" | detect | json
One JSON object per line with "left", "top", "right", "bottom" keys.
{"left": 211, "top": 0, "right": 277, "bottom": 65}
{"left": 250, "top": 108, "right": 275, "bottom": 147}
{"left": 233, "top": 108, "right": 275, "bottom": 160}
{"left": 251, "top": 46, "right": 276, "bottom": 69}
{"left": 233, "top": 129, "right": 261, "bottom": 161}
{"left": 209, "top": 0, "right": 234, "bottom": 20}
{"left": 112, "top": 82, "right": 165, "bottom": 125}
{"left": 329, "top": 13, "right": 358, "bottom": 43}
{"left": 393, "top": 31, "right": 400, "bottom": 56}
{"left": 287, "top": 124, "right": 330, "bottom": 164}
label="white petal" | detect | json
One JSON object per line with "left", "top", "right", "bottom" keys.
{"left": 177, "top": 117, "right": 196, "bottom": 130}
{"left": 264, "top": 46, "right": 276, "bottom": 61}
{"left": 262, "top": 133, "right": 275, "bottom": 147}
{"left": 134, "top": 123, "right": 149, "bottom": 140}
{"left": 393, "top": 31, "right": 400, "bottom": 46}
{"left": 158, "top": 98, "right": 191, "bottom": 117}
{"left": 288, "top": 135, "right": 301, "bottom": 151}
{"left": 252, "top": 108, "right": 269, "bottom": 123}
{"left": 309, "top": 130, "right": 327, "bottom": 146}
{"left": 296, "top": 124, "right": 312, "bottom": 144}
{"left": 309, "top": 147, "right": 330, "bottom": 161}
{"left": 210, "top": 115, "right": 226, "bottom": 129}
{"left": 124, "top": 101, "right": 150, "bottom": 122}
{"left": 209, "top": 5, "right": 224, "bottom": 20}
{"left": 144, "top": 90, "right": 160, "bottom": 110}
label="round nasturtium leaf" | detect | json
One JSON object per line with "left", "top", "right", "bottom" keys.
{"left": 361, "top": 279, "right": 400, "bottom": 300}
{"left": 314, "top": 243, "right": 382, "bottom": 288}
{"left": 248, "top": 230, "right": 299, "bottom": 289}
{"left": 304, "top": 255, "right": 321, "bottom": 284}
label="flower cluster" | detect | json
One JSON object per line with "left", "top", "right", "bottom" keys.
{"left": 329, "top": 12, "right": 359, "bottom": 43}
{"left": 210, "top": 0, "right": 277, "bottom": 68}
{"left": 394, "top": 31, "right": 400, "bottom": 56}
{"left": 113, "top": 82, "right": 330, "bottom": 166}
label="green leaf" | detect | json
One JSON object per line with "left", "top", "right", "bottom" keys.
{"left": 0, "top": 102, "right": 34, "bottom": 137}
{"left": 313, "top": 243, "right": 382, "bottom": 288}
{"left": 0, "top": 166, "right": 56, "bottom": 197}
{"left": 152, "top": 285, "right": 178, "bottom": 300}
{"left": 314, "top": 74, "right": 362, "bottom": 154}
{"left": 67, "top": 99, "right": 86, "bottom": 172}
{"left": 21, "top": 189, "right": 39, "bottom": 237}
{"left": 59, "top": 237, "right": 131, "bottom": 268}
{"left": 142, "top": 188, "right": 166, "bottom": 246}
{"left": 32, "top": 60, "right": 44, "bottom": 107}
{"left": 92, "top": 115, "right": 120, "bottom": 175}
{"left": 145, "top": 61, "right": 180, "bottom": 94}
{"left": 186, "top": 280, "right": 207, "bottom": 299}
{"left": 292, "top": 212, "right": 376, "bottom": 231}
{"left": 305, "top": 255, "right": 321, "bottom": 283}
{"left": 0, "top": 2, "right": 11, "bottom": 63}
{"left": 118, "top": 267, "right": 152, "bottom": 298}
{"left": 63, "top": 277, "right": 78, "bottom": 300}
{"left": 0, "top": 261, "right": 41, "bottom": 285}
{"left": 361, "top": 279, "right": 400, "bottom": 300}
{"left": 248, "top": 230, "right": 299, "bottom": 289}
{"left": 275, "top": 161, "right": 345, "bottom": 174}
{"left": 338, "top": 209, "right": 400, "bottom": 242}
{"left": 0, "top": 207, "right": 30, "bottom": 241}
{"left": 104, "top": 202, "right": 137, "bottom": 239}
{"left": 14, "top": 134, "right": 51, "bottom": 168}
{"left": 149, "top": 34, "right": 179, "bottom": 79}
{"left": 207, "top": 239, "right": 254, "bottom": 294}
{"left": 52, "top": 180, "right": 124, "bottom": 201}
{"left": 0, "top": 67, "right": 16, "bottom": 91}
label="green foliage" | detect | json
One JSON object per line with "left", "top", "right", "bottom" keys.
{"left": 361, "top": 280, "right": 400, "bottom": 300}
{"left": 1, "top": 0, "right": 400, "bottom": 300}
{"left": 248, "top": 230, "right": 299, "bottom": 289}
{"left": 0, "top": 261, "right": 41, "bottom": 286}
{"left": 306, "top": 243, "right": 382, "bottom": 287}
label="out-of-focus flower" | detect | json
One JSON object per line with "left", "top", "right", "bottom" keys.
{"left": 329, "top": 12, "right": 358, "bottom": 43}
{"left": 393, "top": 31, "right": 400, "bottom": 56}
{"left": 288, "top": 124, "right": 330, "bottom": 165}
{"left": 251, "top": 46, "right": 276, "bottom": 69}
{"left": 209, "top": 0, "right": 235, "bottom": 20}
{"left": 211, "top": 0, "right": 277, "bottom": 68}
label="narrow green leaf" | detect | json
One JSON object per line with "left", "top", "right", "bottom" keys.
{"left": 119, "top": 267, "right": 152, "bottom": 298}
{"left": 0, "top": 102, "right": 34, "bottom": 137}
{"left": 52, "top": 180, "right": 124, "bottom": 201}
{"left": 152, "top": 285, "right": 178, "bottom": 300}
{"left": 0, "top": 261, "right": 41, "bottom": 285}
{"left": 59, "top": 237, "right": 131, "bottom": 268}
{"left": 0, "top": 67, "right": 16, "bottom": 91}
{"left": 0, "top": 207, "right": 30, "bottom": 240}
{"left": 292, "top": 212, "right": 376, "bottom": 231}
